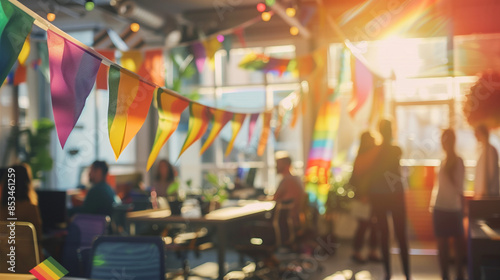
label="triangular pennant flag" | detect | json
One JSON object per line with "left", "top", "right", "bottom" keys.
{"left": 107, "top": 65, "right": 154, "bottom": 159}
{"left": 13, "top": 63, "right": 26, "bottom": 85}
{"left": 37, "top": 42, "right": 50, "bottom": 80}
{"left": 257, "top": 111, "right": 272, "bottom": 156}
{"left": 0, "top": 0, "right": 34, "bottom": 85}
{"left": 234, "top": 28, "right": 246, "bottom": 48}
{"left": 121, "top": 50, "right": 143, "bottom": 73}
{"left": 202, "top": 36, "right": 221, "bottom": 70}
{"left": 18, "top": 36, "right": 30, "bottom": 66}
{"left": 349, "top": 56, "right": 373, "bottom": 118}
{"left": 178, "top": 103, "right": 211, "bottom": 158}
{"left": 274, "top": 108, "right": 284, "bottom": 139}
{"left": 147, "top": 88, "right": 189, "bottom": 170}
{"left": 47, "top": 30, "right": 102, "bottom": 147}
{"left": 138, "top": 49, "right": 165, "bottom": 87}
{"left": 225, "top": 113, "right": 246, "bottom": 157}
{"left": 95, "top": 50, "right": 115, "bottom": 90}
{"left": 200, "top": 108, "right": 233, "bottom": 155}
{"left": 248, "top": 113, "right": 260, "bottom": 145}
{"left": 191, "top": 42, "right": 206, "bottom": 73}
{"left": 222, "top": 34, "right": 233, "bottom": 62}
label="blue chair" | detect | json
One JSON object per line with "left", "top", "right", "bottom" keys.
{"left": 90, "top": 236, "right": 165, "bottom": 280}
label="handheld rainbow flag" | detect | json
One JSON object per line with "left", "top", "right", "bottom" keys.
{"left": 0, "top": 0, "right": 34, "bottom": 85}
{"left": 200, "top": 108, "right": 233, "bottom": 155}
{"left": 30, "top": 257, "right": 68, "bottom": 280}
{"left": 225, "top": 113, "right": 247, "bottom": 157}
{"left": 147, "top": 88, "right": 189, "bottom": 170}
{"left": 47, "top": 30, "right": 102, "bottom": 148}
{"left": 108, "top": 65, "right": 155, "bottom": 159}
{"left": 257, "top": 111, "right": 272, "bottom": 156}
{"left": 178, "top": 103, "right": 211, "bottom": 158}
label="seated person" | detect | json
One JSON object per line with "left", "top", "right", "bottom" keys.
{"left": 80, "top": 161, "right": 120, "bottom": 216}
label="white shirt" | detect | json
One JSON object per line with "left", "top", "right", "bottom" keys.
{"left": 430, "top": 157, "right": 464, "bottom": 212}
{"left": 475, "top": 144, "right": 500, "bottom": 197}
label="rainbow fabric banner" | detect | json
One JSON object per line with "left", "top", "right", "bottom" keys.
{"left": 225, "top": 113, "right": 247, "bottom": 157}
{"left": 47, "top": 30, "right": 102, "bottom": 148}
{"left": 305, "top": 100, "right": 340, "bottom": 184}
{"left": 108, "top": 65, "right": 155, "bottom": 159}
{"left": 0, "top": 0, "right": 34, "bottom": 85}
{"left": 178, "top": 103, "right": 211, "bottom": 158}
{"left": 30, "top": 257, "right": 68, "bottom": 280}
{"left": 257, "top": 111, "right": 272, "bottom": 156}
{"left": 147, "top": 88, "right": 189, "bottom": 170}
{"left": 200, "top": 108, "right": 233, "bottom": 155}
{"left": 138, "top": 49, "right": 165, "bottom": 87}
{"left": 348, "top": 56, "right": 373, "bottom": 118}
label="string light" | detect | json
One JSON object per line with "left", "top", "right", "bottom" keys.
{"left": 130, "top": 22, "right": 140, "bottom": 32}
{"left": 256, "top": 3, "right": 266, "bottom": 13}
{"left": 265, "top": 0, "right": 275, "bottom": 6}
{"left": 286, "top": 7, "right": 296, "bottom": 17}
{"left": 290, "top": 26, "right": 299, "bottom": 36}
{"left": 261, "top": 12, "right": 272, "bottom": 22}
{"left": 47, "top": 13, "right": 56, "bottom": 22}
{"left": 85, "top": 0, "right": 95, "bottom": 11}
{"left": 217, "top": 35, "right": 225, "bottom": 42}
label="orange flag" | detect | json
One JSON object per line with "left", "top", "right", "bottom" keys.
{"left": 121, "top": 50, "right": 143, "bottom": 73}
{"left": 147, "top": 88, "right": 189, "bottom": 170}
{"left": 178, "top": 103, "right": 211, "bottom": 158}
{"left": 257, "top": 111, "right": 272, "bottom": 156}
{"left": 225, "top": 113, "right": 247, "bottom": 157}
{"left": 200, "top": 108, "right": 233, "bottom": 155}
{"left": 138, "top": 49, "right": 165, "bottom": 87}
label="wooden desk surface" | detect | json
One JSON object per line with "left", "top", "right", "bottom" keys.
{"left": 126, "top": 201, "right": 275, "bottom": 223}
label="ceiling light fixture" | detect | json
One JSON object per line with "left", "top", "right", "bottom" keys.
{"left": 256, "top": 3, "right": 266, "bottom": 13}
{"left": 286, "top": 7, "right": 296, "bottom": 17}
{"left": 261, "top": 12, "right": 271, "bottom": 22}
{"left": 47, "top": 13, "right": 56, "bottom": 22}
{"left": 130, "top": 22, "right": 140, "bottom": 32}
{"left": 290, "top": 26, "right": 299, "bottom": 36}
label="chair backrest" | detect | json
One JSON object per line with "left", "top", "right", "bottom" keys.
{"left": 0, "top": 221, "right": 40, "bottom": 273}
{"left": 90, "top": 236, "right": 165, "bottom": 280}
{"left": 62, "top": 214, "right": 108, "bottom": 276}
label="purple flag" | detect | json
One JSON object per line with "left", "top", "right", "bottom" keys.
{"left": 248, "top": 113, "right": 260, "bottom": 146}
{"left": 47, "top": 30, "right": 101, "bottom": 147}
{"left": 191, "top": 42, "right": 206, "bottom": 73}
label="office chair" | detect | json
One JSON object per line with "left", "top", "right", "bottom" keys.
{"left": 90, "top": 235, "right": 165, "bottom": 280}
{"left": 0, "top": 221, "right": 40, "bottom": 273}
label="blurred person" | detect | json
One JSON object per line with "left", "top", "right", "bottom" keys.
{"left": 81, "top": 161, "right": 120, "bottom": 216}
{"left": 474, "top": 124, "right": 500, "bottom": 197}
{"left": 0, "top": 164, "right": 43, "bottom": 261}
{"left": 349, "top": 131, "right": 380, "bottom": 263}
{"left": 273, "top": 152, "right": 306, "bottom": 227}
{"left": 430, "top": 129, "right": 466, "bottom": 280}
{"left": 366, "top": 119, "right": 410, "bottom": 280}
{"left": 152, "top": 159, "right": 177, "bottom": 198}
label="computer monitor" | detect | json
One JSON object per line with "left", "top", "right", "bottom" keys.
{"left": 36, "top": 190, "right": 67, "bottom": 233}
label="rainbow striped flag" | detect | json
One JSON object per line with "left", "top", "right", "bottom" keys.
{"left": 0, "top": 0, "right": 34, "bottom": 85}
{"left": 108, "top": 65, "right": 155, "bottom": 159}
{"left": 225, "top": 113, "right": 247, "bottom": 157}
{"left": 200, "top": 108, "right": 233, "bottom": 155}
{"left": 30, "top": 257, "right": 68, "bottom": 280}
{"left": 147, "top": 88, "right": 189, "bottom": 170}
{"left": 178, "top": 103, "right": 211, "bottom": 158}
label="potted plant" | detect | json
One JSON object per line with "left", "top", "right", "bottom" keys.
{"left": 197, "top": 172, "right": 229, "bottom": 216}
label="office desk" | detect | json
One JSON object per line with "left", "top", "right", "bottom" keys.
{"left": 126, "top": 201, "right": 275, "bottom": 280}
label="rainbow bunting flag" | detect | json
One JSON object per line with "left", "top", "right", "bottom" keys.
{"left": 200, "top": 108, "right": 233, "bottom": 155}
{"left": 108, "top": 65, "right": 155, "bottom": 159}
{"left": 138, "top": 49, "right": 165, "bottom": 87}
{"left": 30, "top": 257, "right": 68, "bottom": 280}
{"left": 257, "top": 111, "right": 272, "bottom": 156}
{"left": 348, "top": 56, "right": 373, "bottom": 118}
{"left": 0, "top": 0, "right": 34, "bottom": 85}
{"left": 95, "top": 50, "right": 115, "bottom": 90}
{"left": 248, "top": 113, "right": 260, "bottom": 145}
{"left": 225, "top": 113, "right": 247, "bottom": 157}
{"left": 18, "top": 36, "right": 31, "bottom": 66}
{"left": 178, "top": 103, "right": 211, "bottom": 158}
{"left": 202, "top": 36, "right": 221, "bottom": 70}
{"left": 121, "top": 50, "right": 143, "bottom": 73}
{"left": 306, "top": 100, "right": 341, "bottom": 184}
{"left": 47, "top": 30, "right": 102, "bottom": 148}
{"left": 147, "top": 88, "right": 189, "bottom": 170}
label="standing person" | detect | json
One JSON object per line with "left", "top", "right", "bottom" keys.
{"left": 350, "top": 131, "right": 380, "bottom": 263}
{"left": 474, "top": 124, "right": 500, "bottom": 197}
{"left": 81, "top": 161, "right": 119, "bottom": 216}
{"left": 152, "top": 159, "right": 177, "bottom": 198}
{"left": 430, "top": 129, "right": 466, "bottom": 280}
{"left": 370, "top": 119, "right": 410, "bottom": 280}
{"left": 273, "top": 152, "right": 306, "bottom": 227}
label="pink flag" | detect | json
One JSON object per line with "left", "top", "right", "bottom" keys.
{"left": 348, "top": 57, "right": 373, "bottom": 118}
{"left": 191, "top": 42, "right": 206, "bottom": 73}
{"left": 47, "top": 30, "right": 102, "bottom": 147}
{"left": 248, "top": 113, "right": 260, "bottom": 145}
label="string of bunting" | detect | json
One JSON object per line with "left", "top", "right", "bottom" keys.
{"left": 0, "top": 0, "right": 303, "bottom": 171}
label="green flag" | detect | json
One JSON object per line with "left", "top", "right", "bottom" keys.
{"left": 0, "top": 0, "right": 34, "bottom": 85}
